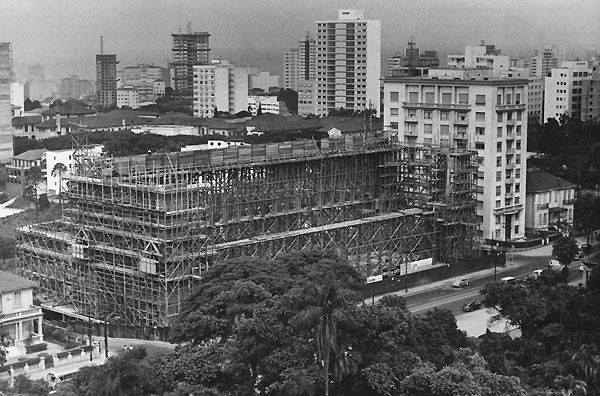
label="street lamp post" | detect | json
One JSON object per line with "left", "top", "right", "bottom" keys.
{"left": 87, "top": 316, "right": 93, "bottom": 361}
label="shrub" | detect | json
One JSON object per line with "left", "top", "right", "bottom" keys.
{"left": 25, "top": 343, "right": 47, "bottom": 354}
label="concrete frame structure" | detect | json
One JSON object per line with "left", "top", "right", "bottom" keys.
{"left": 0, "top": 42, "right": 12, "bottom": 163}
{"left": 316, "top": 9, "right": 381, "bottom": 116}
{"left": 17, "top": 134, "right": 478, "bottom": 335}
{"left": 383, "top": 76, "right": 528, "bottom": 243}
{"left": 170, "top": 32, "right": 211, "bottom": 97}
{"left": 96, "top": 54, "right": 118, "bottom": 108}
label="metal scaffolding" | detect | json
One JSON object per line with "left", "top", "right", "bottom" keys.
{"left": 16, "top": 134, "right": 478, "bottom": 330}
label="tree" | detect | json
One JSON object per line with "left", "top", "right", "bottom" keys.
{"left": 26, "top": 165, "right": 42, "bottom": 210}
{"left": 572, "top": 344, "right": 600, "bottom": 386}
{"left": 574, "top": 195, "right": 600, "bottom": 245}
{"left": 51, "top": 162, "right": 68, "bottom": 206}
{"left": 552, "top": 236, "right": 580, "bottom": 268}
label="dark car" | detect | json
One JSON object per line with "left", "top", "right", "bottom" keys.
{"left": 462, "top": 301, "right": 482, "bottom": 312}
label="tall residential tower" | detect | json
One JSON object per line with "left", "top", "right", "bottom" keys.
{"left": 170, "top": 30, "right": 211, "bottom": 96}
{"left": 284, "top": 33, "right": 317, "bottom": 115}
{"left": 95, "top": 37, "right": 118, "bottom": 108}
{"left": 0, "top": 43, "right": 13, "bottom": 163}
{"left": 315, "top": 10, "right": 381, "bottom": 116}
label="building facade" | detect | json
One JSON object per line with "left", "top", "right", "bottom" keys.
{"left": 46, "top": 145, "right": 103, "bottom": 196}
{"left": 527, "top": 76, "right": 545, "bottom": 123}
{"left": 248, "top": 96, "right": 286, "bottom": 115}
{"left": 387, "top": 40, "right": 439, "bottom": 77}
{"left": 525, "top": 168, "right": 576, "bottom": 235}
{"left": 530, "top": 46, "right": 564, "bottom": 77}
{"left": 59, "top": 76, "right": 94, "bottom": 100}
{"left": 170, "top": 32, "right": 211, "bottom": 96}
{"left": 121, "top": 64, "right": 165, "bottom": 102}
{"left": 284, "top": 33, "right": 317, "bottom": 115}
{"left": 0, "top": 42, "right": 12, "bottom": 163}
{"left": 249, "top": 71, "right": 279, "bottom": 92}
{"left": 383, "top": 76, "right": 528, "bottom": 242}
{"left": 316, "top": 10, "right": 381, "bottom": 116}
{"left": 582, "top": 68, "right": 600, "bottom": 121}
{"left": 193, "top": 61, "right": 248, "bottom": 118}
{"left": 447, "top": 41, "right": 509, "bottom": 77}
{"left": 116, "top": 86, "right": 140, "bottom": 109}
{"left": 96, "top": 54, "right": 118, "bottom": 108}
{"left": 544, "top": 61, "right": 592, "bottom": 121}
{"left": 0, "top": 271, "right": 43, "bottom": 357}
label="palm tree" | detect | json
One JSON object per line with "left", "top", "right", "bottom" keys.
{"left": 51, "top": 162, "right": 67, "bottom": 206}
{"left": 292, "top": 283, "right": 353, "bottom": 396}
{"left": 573, "top": 344, "right": 600, "bottom": 384}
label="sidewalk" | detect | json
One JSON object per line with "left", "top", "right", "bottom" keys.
{"left": 364, "top": 235, "right": 592, "bottom": 305}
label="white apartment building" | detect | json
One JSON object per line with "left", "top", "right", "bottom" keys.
{"left": 193, "top": 61, "right": 249, "bottom": 118}
{"left": 248, "top": 96, "right": 282, "bottom": 115}
{"left": 121, "top": 64, "right": 165, "bottom": 102}
{"left": 583, "top": 69, "right": 600, "bottom": 121}
{"left": 11, "top": 82, "right": 24, "bottom": 116}
{"left": 116, "top": 86, "right": 140, "bottom": 109}
{"left": 383, "top": 76, "right": 528, "bottom": 242}
{"left": 447, "top": 41, "right": 509, "bottom": 77}
{"left": 45, "top": 145, "right": 103, "bottom": 196}
{"left": 284, "top": 33, "right": 317, "bottom": 115}
{"left": 544, "top": 61, "right": 592, "bottom": 121}
{"left": 316, "top": 9, "right": 381, "bottom": 116}
{"left": 530, "top": 46, "right": 564, "bottom": 77}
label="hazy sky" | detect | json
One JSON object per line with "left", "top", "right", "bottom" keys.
{"left": 1, "top": 0, "right": 599, "bottom": 81}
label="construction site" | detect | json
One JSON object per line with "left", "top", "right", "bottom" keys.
{"left": 16, "top": 132, "right": 479, "bottom": 337}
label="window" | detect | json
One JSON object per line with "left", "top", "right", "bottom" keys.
{"left": 516, "top": 154, "right": 521, "bottom": 164}
{"left": 424, "top": 111, "right": 432, "bottom": 120}
{"left": 497, "top": 94, "right": 502, "bottom": 105}
{"left": 496, "top": 186, "right": 501, "bottom": 196}
{"left": 425, "top": 92, "right": 435, "bottom": 103}
{"left": 496, "top": 200, "right": 501, "bottom": 208}
{"left": 543, "top": 213, "right": 548, "bottom": 223}
{"left": 476, "top": 142, "right": 485, "bottom": 150}
{"left": 496, "top": 156, "right": 502, "bottom": 167}
{"left": 13, "top": 290, "right": 21, "bottom": 309}
{"left": 514, "top": 225, "right": 519, "bottom": 235}
{"left": 440, "top": 125, "right": 449, "bottom": 135}
{"left": 390, "top": 108, "right": 399, "bottom": 116}
{"left": 409, "top": 92, "right": 418, "bottom": 102}
{"left": 440, "top": 111, "right": 449, "bottom": 120}
{"left": 476, "top": 95, "right": 486, "bottom": 105}
{"left": 458, "top": 93, "right": 469, "bottom": 104}
{"left": 506, "top": 93, "right": 512, "bottom": 104}
{"left": 424, "top": 124, "right": 433, "bottom": 134}
{"left": 497, "top": 142, "right": 502, "bottom": 152}
{"left": 495, "top": 215, "right": 501, "bottom": 225}
{"left": 497, "top": 127, "right": 502, "bottom": 137}
{"left": 390, "top": 122, "right": 398, "bottom": 130}
{"left": 516, "top": 140, "right": 521, "bottom": 149}
{"left": 516, "top": 93, "right": 521, "bottom": 104}
{"left": 517, "top": 111, "right": 522, "bottom": 121}
{"left": 407, "top": 109, "right": 416, "bottom": 118}
{"left": 476, "top": 127, "right": 485, "bottom": 135}
{"left": 476, "top": 112, "right": 485, "bottom": 121}
{"left": 496, "top": 171, "right": 502, "bottom": 181}
{"left": 424, "top": 138, "right": 433, "bottom": 145}
{"left": 441, "top": 93, "right": 452, "bottom": 104}
{"left": 516, "top": 125, "right": 522, "bottom": 135}
{"left": 497, "top": 112, "right": 503, "bottom": 122}
{"left": 539, "top": 214, "right": 542, "bottom": 224}
{"left": 507, "top": 112, "right": 512, "bottom": 120}
{"left": 515, "top": 183, "right": 520, "bottom": 193}
{"left": 390, "top": 91, "right": 399, "bottom": 102}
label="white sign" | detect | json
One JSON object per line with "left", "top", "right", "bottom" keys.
{"left": 366, "top": 274, "right": 383, "bottom": 284}
{"left": 408, "top": 257, "right": 433, "bottom": 270}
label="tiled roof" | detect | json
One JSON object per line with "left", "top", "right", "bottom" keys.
{"left": 0, "top": 270, "right": 37, "bottom": 293}
{"left": 13, "top": 149, "right": 46, "bottom": 161}
{"left": 526, "top": 168, "right": 577, "bottom": 193}
{"left": 12, "top": 115, "right": 42, "bottom": 127}
{"left": 41, "top": 104, "right": 96, "bottom": 116}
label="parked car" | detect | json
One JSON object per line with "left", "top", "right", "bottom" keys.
{"left": 462, "top": 301, "right": 482, "bottom": 312}
{"left": 500, "top": 276, "right": 516, "bottom": 284}
{"left": 451, "top": 279, "right": 469, "bottom": 288}
{"left": 533, "top": 269, "right": 544, "bottom": 278}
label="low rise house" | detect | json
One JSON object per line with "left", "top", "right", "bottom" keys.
{"left": 6, "top": 149, "right": 46, "bottom": 194}
{"left": 45, "top": 145, "right": 104, "bottom": 196}
{"left": 0, "top": 271, "right": 44, "bottom": 357}
{"left": 525, "top": 168, "right": 576, "bottom": 236}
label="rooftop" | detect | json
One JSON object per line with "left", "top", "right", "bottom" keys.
{"left": 526, "top": 168, "right": 577, "bottom": 193}
{"left": 383, "top": 76, "right": 529, "bottom": 85}
{"left": 0, "top": 270, "right": 37, "bottom": 293}
{"left": 42, "top": 104, "right": 96, "bottom": 117}
{"left": 13, "top": 149, "right": 45, "bottom": 162}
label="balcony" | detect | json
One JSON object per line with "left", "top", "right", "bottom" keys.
{"left": 506, "top": 147, "right": 516, "bottom": 154}
{"left": 505, "top": 191, "right": 514, "bottom": 198}
{"left": 0, "top": 306, "right": 42, "bottom": 322}
{"left": 402, "top": 102, "right": 471, "bottom": 111}
{"left": 537, "top": 203, "right": 549, "bottom": 210}
{"left": 563, "top": 199, "right": 574, "bottom": 205}
{"left": 496, "top": 103, "right": 527, "bottom": 111}
{"left": 506, "top": 119, "right": 517, "bottom": 126}
{"left": 493, "top": 202, "right": 523, "bottom": 214}
{"left": 404, "top": 130, "right": 418, "bottom": 136}
{"left": 454, "top": 117, "right": 469, "bottom": 125}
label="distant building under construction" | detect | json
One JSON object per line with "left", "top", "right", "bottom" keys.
{"left": 16, "top": 133, "right": 478, "bottom": 335}
{"left": 170, "top": 29, "right": 211, "bottom": 96}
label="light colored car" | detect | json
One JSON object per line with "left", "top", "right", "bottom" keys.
{"left": 533, "top": 269, "right": 544, "bottom": 277}
{"left": 451, "top": 279, "right": 469, "bottom": 288}
{"left": 500, "top": 276, "right": 516, "bottom": 284}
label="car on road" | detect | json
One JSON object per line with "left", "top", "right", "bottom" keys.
{"left": 462, "top": 301, "right": 482, "bottom": 312}
{"left": 500, "top": 276, "right": 516, "bottom": 284}
{"left": 451, "top": 279, "right": 469, "bottom": 288}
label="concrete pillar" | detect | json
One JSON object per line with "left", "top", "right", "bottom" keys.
{"left": 38, "top": 318, "right": 43, "bottom": 341}
{"left": 39, "top": 356, "right": 45, "bottom": 371}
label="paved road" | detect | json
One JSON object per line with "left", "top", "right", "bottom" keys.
{"left": 405, "top": 243, "right": 587, "bottom": 316}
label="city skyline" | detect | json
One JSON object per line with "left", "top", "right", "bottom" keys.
{"left": 1, "top": 0, "right": 599, "bottom": 80}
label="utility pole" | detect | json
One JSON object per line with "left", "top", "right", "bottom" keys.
{"left": 87, "top": 316, "right": 93, "bottom": 361}
{"left": 103, "top": 316, "right": 108, "bottom": 359}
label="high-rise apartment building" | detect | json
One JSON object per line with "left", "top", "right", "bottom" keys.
{"left": 0, "top": 43, "right": 13, "bottom": 163}
{"left": 544, "top": 61, "right": 592, "bottom": 121}
{"left": 583, "top": 68, "right": 600, "bottom": 121}
{"left": 527, "top": 76, "right": 545, "bottom": 123}
{"left": 170, "top": 31, "right": 210, "bottom": 96}
{"left": 193, "top": 61, "right": 248, "bottom": 118}
{"left": 284, "top": 33, "right": 317, "bottom": 115}
{"left": 383, "top": 75, "right": 528, "bottom": 242}
{"left": 447, "top": 41, "right": 510, "bottom": 77}
{"left": 96, "top": 54, "right": 118, "bottom": 108}
{"left": 530, "top": 46, "right": 565, "bottom": 77}
{"left": 316, "top": 10, "right": 381, "bottom": 116}
{"left": 59, "top": 76, "right": 94, "bottom": 100}
{"left": 387, "top": 39, "right": 439, "bottom": 77}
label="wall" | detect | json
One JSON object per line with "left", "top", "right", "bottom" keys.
{"left": 0, "top": 288, "right": 34, "bottom": 315}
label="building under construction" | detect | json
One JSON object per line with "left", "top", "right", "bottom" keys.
{"left": 16, "top": 133, "right": 478, "bottom": 334}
